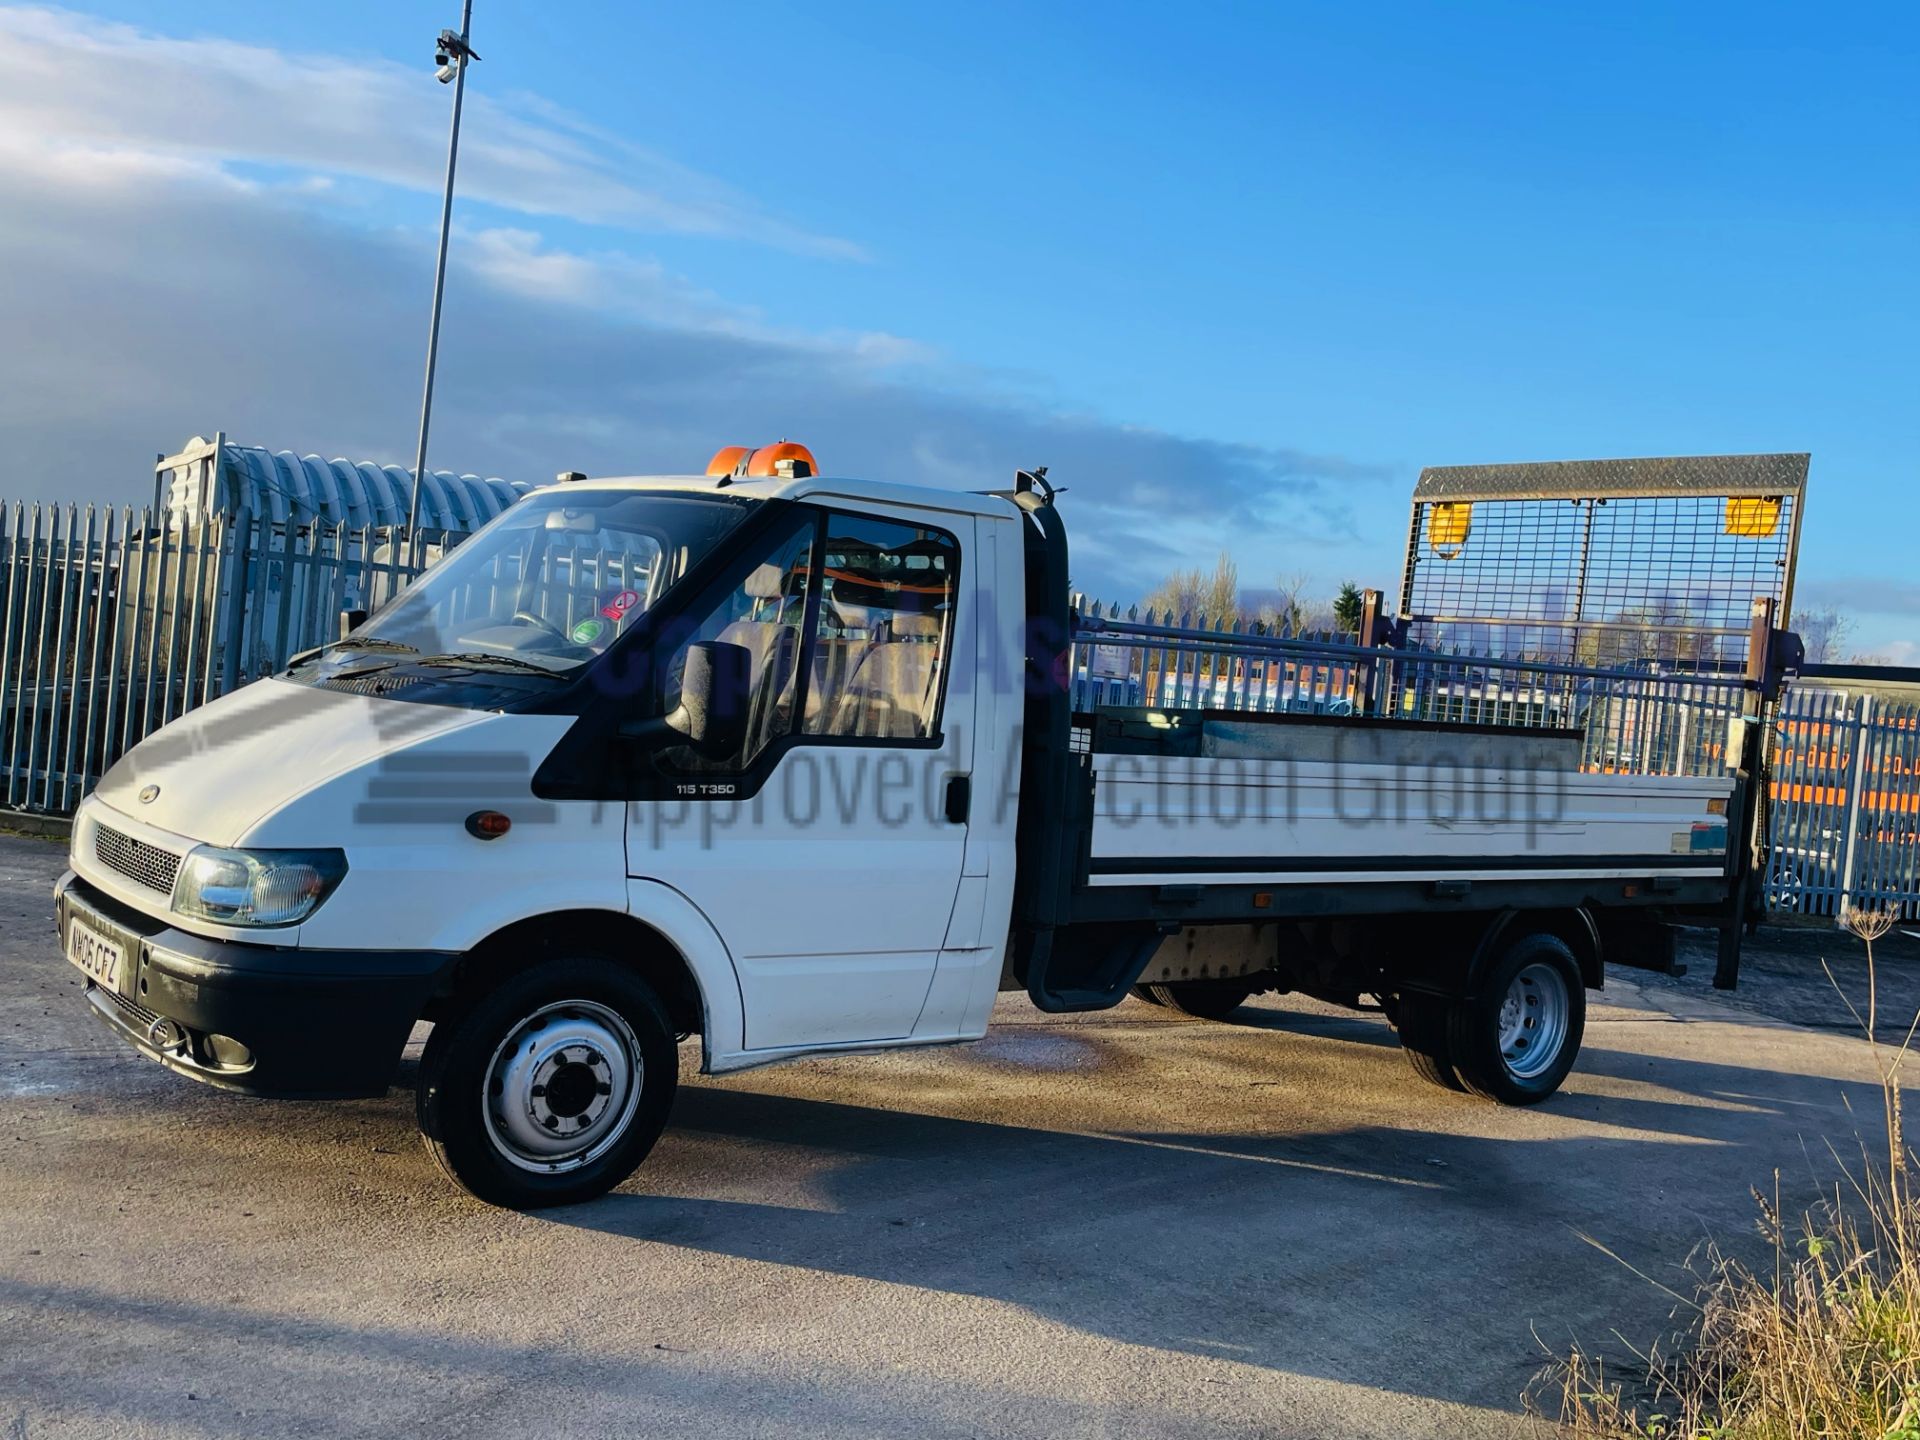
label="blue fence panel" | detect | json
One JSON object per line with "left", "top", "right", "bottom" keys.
{"left": 0, "top": 505, "right": 449, "bottom": 817}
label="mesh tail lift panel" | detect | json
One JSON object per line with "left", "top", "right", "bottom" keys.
{"left": 1397, "top": 453, "right": 1808, "bottom": 668}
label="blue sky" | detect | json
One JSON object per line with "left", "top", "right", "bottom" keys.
{"left": 2, "top": 2, "right": 1915, "bottom": 656}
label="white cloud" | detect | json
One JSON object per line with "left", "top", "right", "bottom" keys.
{"left": 0, "top": 128, "right": 250, "bottom": 190}
{"left": 463, "top": 227, "right": 648, "bottom": 310}
{"left": 0, "top": 5, "right": 861, "bottom": 258}
{"left": 457, "top": 227, "right": 924, "bottom": 361}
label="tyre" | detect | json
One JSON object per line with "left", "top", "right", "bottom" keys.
{"left": 417, "top": 956, "right": 678, "bottom": 1208}
{"left": 1446, "top": 934, "right": 1585, "bottom": 1105}
{"left": 1395, "top": 993, "right": 1463, "bottom": 1091}
{"left": 1766, "top": 858, "right": 1806, "bottom": 912}
{"left": 1141, "top": 978, "right": 1257, "bottom": 1020}
{"left": 1130, "top": 985, "right": 1164, "bottom": 1006}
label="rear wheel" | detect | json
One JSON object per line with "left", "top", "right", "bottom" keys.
{"left": 417, "top": 956, "right": 678, "bottom": 1208}
{"left": 1140, "top": 978, "right": 1258, "bottom": 1020}
{"left": 1446, "top": 934, "right": 1584, "bottom": 1105}
{"left": 1394, "top": 993, "right": 1463, "bottom": 1091}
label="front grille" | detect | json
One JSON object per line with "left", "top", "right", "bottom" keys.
{"left": 96, "top": 983, "right": 162, "bottom": 1031}
{"left": 93, "top": 823, "right": 182, "bottom": 896}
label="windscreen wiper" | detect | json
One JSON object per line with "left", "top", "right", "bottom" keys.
{"left": 287, "top": 635, "right": 420, "bottom": 668}
{"left": 413, "top": 651, "right": 568, "bottom": 678}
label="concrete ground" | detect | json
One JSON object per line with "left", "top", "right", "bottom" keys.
{"left": 0, "top": 827, "right": 1910, "bottom": 1440}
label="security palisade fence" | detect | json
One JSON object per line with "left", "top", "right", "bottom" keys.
{"left": 0, "top": 502, "right": 449, "bottom": 816}
{"left": 1769, "top": 686, "right": 1920, "bottom": 918}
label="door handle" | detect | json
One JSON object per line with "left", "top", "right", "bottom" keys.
{"left": 943, "top": 775, "right": 972, "bottom": 825}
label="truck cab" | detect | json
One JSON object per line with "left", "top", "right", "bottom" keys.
{"left": 58, "top": 460, "right": 1030, "bottom": 1206}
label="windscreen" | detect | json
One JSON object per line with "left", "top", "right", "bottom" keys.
{"left": 354, "top": 489, "right": 755, "bottom": 672}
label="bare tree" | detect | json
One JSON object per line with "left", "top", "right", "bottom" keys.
{"left": 1792, "top": 604, "right": 1855, "bottom": 664}
{"left": 1574, "top": 601, "right": 1719, "bottom": 668}
{"left": 1259, "top": 571, "right": 1311, "bottom": 636}
{"left": 1139, "top": 552, "right": 1244, "bottom": 682}
{"left": 1144, "top": 551, "right": 1240, "bottom": 624}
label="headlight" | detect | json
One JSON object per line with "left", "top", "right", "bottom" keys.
{"left": 71, "top": 807, "right": 98, "bottom": 870}
{"left": 170, "top": 847, "right": 349, "bottom": 927}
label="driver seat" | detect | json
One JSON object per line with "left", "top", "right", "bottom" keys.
{"left": 718, "top": 563, "right": 803, "bottom": 741}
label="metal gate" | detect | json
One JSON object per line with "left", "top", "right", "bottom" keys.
{"left": 1770, "top": 688, "right": 1920, "bottom": 918}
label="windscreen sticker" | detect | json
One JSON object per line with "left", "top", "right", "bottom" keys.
{"left": 600, "top": 589, "right": 642, "bottom": 622}
{"left": 570, "top": 617, "right": 609, "bottom": 645}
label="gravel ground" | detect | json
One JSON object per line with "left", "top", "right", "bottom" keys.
{"left": 1, "top": 828, "right": 1911, "bottom": 1439}
{"left": 1651, "top": 919, "right": 1920, "bottom": 1040}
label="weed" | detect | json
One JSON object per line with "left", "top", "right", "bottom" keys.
{"left": 1532, "top": 908, "right": 1920, "bottom": 1439}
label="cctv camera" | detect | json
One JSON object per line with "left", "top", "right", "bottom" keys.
{"left": 435, "top": 62, "right": 457, "bottom": 83}
{"left": 435, "top": 49, "right": 449, "bottom": 64}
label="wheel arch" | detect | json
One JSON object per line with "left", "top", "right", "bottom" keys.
{"left": 431, "top": 899, "right": 742, "bottom": 1071}
{"left": 1466, "top": 907, "right": 1601, "bottom": 996}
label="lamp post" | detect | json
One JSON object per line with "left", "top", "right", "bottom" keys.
{"left": 407, "top": 1, "right": 479, "bottom": 539}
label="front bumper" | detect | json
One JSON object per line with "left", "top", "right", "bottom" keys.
{"left": 55, "top": 872, "right": 457, "bottom": 1099}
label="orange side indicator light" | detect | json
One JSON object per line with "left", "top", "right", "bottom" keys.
{"left": 465, "top": 810, "right": 512, "bottom": 841}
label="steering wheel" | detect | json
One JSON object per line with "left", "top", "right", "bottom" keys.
{"left": 511, "top": 609, "right": 569, "bottom": 644}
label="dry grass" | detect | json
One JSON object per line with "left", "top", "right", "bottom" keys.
{"left": 1531, "top": 908, "right": 1920, "bottom": 1440}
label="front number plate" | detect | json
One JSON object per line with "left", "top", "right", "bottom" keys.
{"left": 65, "top": 914, "right": 130, "bottom": 996}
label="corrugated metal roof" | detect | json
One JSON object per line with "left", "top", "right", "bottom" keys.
{"left": 1414, "top": 453, "right": 1810, "bottom": 502}
{"left": 157, "top": 435, "right": 535, "bottom": 531}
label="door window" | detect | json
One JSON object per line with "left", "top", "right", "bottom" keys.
{"left": 656, "top": 520, "right": 815, "bottom": 770}
{"left": 803, "top": 516, "right": 959, "bottom": 740}
{"left": 653, "top": 510, "right": 960, "bottom": 774}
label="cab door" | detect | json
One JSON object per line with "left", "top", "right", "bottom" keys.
{"left": 625, "top": 506, "right": 975, "bottom": 1053}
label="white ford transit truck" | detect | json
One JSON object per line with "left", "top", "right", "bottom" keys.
{"left": 53, "top": 460, "right": 1778, "bottom": 1207}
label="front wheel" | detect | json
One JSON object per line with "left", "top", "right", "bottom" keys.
{"left": 417, "top": 957, "right": 678, "bottom": 1208}
{"left": 1446, "top": 934, "right": 1585, "bottom": 1105}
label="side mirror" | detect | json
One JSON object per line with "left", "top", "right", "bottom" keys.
{"left": 673, "top": 640, "right": 753, "bottom": 757}
{"left": 620, "top": 640, "right": 753, "bottom": 759}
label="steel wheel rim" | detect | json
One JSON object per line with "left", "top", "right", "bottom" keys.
{"left": 482, "top": 1000, "right": 642, "bottom": 1174}
{"left": 1496, "top": 962, "right": 1569, "bottom": 1081}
